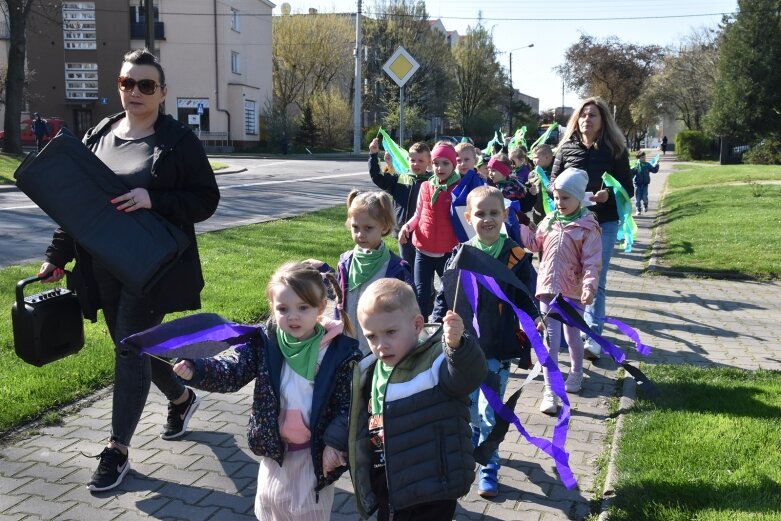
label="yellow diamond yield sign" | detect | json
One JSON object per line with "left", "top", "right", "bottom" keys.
{"left": 383, "top": 46, "right": 420, "bottom": 88}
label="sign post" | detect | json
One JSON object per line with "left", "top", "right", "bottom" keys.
{"left": 382, "top": 46, "right": 419, "bottom": 147}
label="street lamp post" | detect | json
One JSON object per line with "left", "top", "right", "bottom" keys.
{"left": 507, "top": 44, "right": 534, "bottom": 134}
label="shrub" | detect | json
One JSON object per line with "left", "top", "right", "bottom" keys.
{"left": 743, "top": 138, "right": 781, "bottom": 165}
{"left": 364, "top": 124, "right": 381, "bottom": 149}
{"left": 676, "top": 130, "right": 715, "bottom": 160}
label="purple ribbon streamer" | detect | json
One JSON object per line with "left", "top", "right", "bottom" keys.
{"left": 604, "top": 318, "right": 652, "bottom": 356}
{"left": 136, "top": 322, "right": 258, "bottom": 356}
{"left": 460, "top": 269, "right": 577, "bottom": 490}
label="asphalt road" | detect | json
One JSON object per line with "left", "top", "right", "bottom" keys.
{"left": 0, "top": 157, "right": 374, "bottom": 269}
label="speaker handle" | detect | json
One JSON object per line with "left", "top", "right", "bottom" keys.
{"left": 15, "top": 272, "right": 70, "bottom": 308}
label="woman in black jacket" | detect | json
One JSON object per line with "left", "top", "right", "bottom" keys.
{"left": 550, "top": 96, "right": 633, "bottom": 361}
{"left": 38, "top": 49, "right": 220, "bottom": 492}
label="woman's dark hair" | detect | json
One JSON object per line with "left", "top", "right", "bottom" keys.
{"left": 123, "top": 48, "right": 165, "bottom": 86}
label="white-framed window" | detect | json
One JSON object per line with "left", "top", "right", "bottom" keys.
{"left": 62, "top": 2, "right": 96, "bottom": 50}
{"left": 230, "top": 8, "right": 240, "bottom": 32}
{"left": 231, "top": 51, "right": 241, "bottom": 74}
{"left": 65, "top": 62, "right": 98, "bottom": 99}
{"left": 244, "top": 100, "right": 257, "bottom": 135}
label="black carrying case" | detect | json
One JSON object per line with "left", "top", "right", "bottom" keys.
{"left": 12, "top": 275, "right": 84, "bottom": 367}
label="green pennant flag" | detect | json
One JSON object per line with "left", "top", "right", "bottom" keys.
{"left": 508, "top": 126, "right": 527, "bottom": 151}
{"left": 529, "top": 122, "right": 559, "bottom": 153}
{"left": 602, "top": 172, "right": 638, "bottom": 252}
{"left": 534, "top": 165, "right": 555, "bottom": 216}
{"left": 482, "top": 131, "right": 500, "bottom": 155}
{"left": 649, "top": 153, "right": 660, "bottom": 167}
{"left": 377, "top": 127, "right": 410, "bottom": 174}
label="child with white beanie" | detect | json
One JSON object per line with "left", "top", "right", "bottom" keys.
{"left": 519, "top": 168, "right": 603, "bottom": 414}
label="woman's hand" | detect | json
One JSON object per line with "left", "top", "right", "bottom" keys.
{"left": 112, "top": 188, "right": 151, "bottom": 212}
{"left": 590, "top": 189, "right": 609, "bottom": 204}
{"left": 38, "top": 262, "right": 64, "bottom": 283}
{"left": 443, "top": 310, "right": 465, "bottom": 348}
{"left": 322, "top": 445, "right": 347, "bottom": 475}
{"left": 173, "top": 360, "right": 195, "bottom": 380}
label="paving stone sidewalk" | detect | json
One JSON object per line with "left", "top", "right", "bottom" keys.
{"left": 2, "top": 154, "right": 780, "bottom": 521}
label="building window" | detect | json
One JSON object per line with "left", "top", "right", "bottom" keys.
{"left": 62, "top": 2, "right": 96, "bottom": 50}
{"left": 231, "top": 8, "right": 240, "bottom": 32}
{"left": 231, "top": 51, "right": 240, "bottom": 74}
{"left": 65, "top": 62, "right": 98, "bottom": 100}
{"left": 244, "top": 101, "right": 257, "bottom": 135}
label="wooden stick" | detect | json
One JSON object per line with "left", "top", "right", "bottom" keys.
{"left": 144, "top": 353, "right": 174, "bottom": 366}
{"left": 452, "top": 270, "right": 462, "bottom": 312}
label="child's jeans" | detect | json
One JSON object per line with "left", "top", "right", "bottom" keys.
{"left": 470, "top": 358, "right": 511, "bottom": 468}
{"left": 634, "top": 184, "right": 649, "bottom": 210}
{"left": 398, "top": 240, "right": 417, "bottom": 278}
{"left": 414, "top": 250, "right": 450, "bottom": 319}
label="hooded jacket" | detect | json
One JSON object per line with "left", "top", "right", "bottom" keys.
{"left": 44, "top": 112, "right": 219, "bottom": 320}
{"left": 347, "top": 325, "right": 487, "bottom": 518}
{"left": 369, "top": 153, "right": 426, "bottom": 234}
{"left": 520, "top": 210, "right": 602, "bottom": 300}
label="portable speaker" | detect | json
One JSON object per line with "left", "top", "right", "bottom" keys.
{"left": 11, "top": 275, "right": 84, "bottom": 367}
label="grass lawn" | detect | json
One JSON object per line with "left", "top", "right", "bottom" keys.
{"left": 608, "top": 365, "right": 781, "bottom": 521}
{"left": 657, "top": 164, "right": 781, "bottom": 279}
{"left": 0, "top": 153, "right": 22, "bottom": 185}
{"left": 0, "top": 205, "right": 362, "bottom": 434}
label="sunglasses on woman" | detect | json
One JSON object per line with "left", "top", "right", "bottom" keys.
{"left": 117, "top": 76, "right": 163, "bottom": 95}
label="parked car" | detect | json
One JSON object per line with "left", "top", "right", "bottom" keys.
{"left": 0, "top": 117, "right": 66, "bottom": 147}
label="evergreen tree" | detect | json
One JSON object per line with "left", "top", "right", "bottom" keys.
{"left": 707, "top": 1, "right": 781, "bottom": 141}
{"left": 295, "top": 103, "right": 318, "bottom": 149}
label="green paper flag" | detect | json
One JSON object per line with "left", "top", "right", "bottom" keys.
{"left": 482, "top": 131, "right": 501, "bottom": 156}
{"left": 378, "top": 127, "right": 410, "bottom": 174}
{"left": 529, "top": 122, "right": 559, "bottom": 153}
{"left": 602, "top": 172, "right": 638, "bottom": 252}
{"left": 508, "top": 126, "right": 527, "bottom": 151}
{"left": 534, "top": 165, "right": 555, "bottom": 216}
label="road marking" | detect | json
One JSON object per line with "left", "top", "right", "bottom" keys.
{"left": 221, "top": 171, "right": 365, "bottom": 190}
{"left": 0, "top": 204, "right": 39, "bottom": 211}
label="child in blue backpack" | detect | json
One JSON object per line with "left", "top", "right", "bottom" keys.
{"left": 632, "top": 151, "right": 659, "bottom": 215}
{"left": 336, "top": 190, "right": 413, "bottom": 356}
{"left": 432, "top": 186, "right": 541, "bottom": 499}
{"left": 173, "top": 261, "right": 361, "bottom": 520}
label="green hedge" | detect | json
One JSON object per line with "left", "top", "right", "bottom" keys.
{"left": 744, "top": 139, "right": 781, "bottom": 165}
{"left": 676, "top": 130, "right": 715, "bottom": 160}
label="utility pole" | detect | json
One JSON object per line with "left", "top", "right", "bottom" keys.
{"left": 508, "top": 52, "right": 513, "bottom": 133}
{"left": 144, "top": 0, "right": 155, "bottom": 55}
{"left": 352, "top": 0, "right": 362, "bottom": 155}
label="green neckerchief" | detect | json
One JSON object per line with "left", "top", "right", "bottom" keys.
{"left": 370, "top": 359, "right": 394, "bottom": 415}
{"left": 348, "top": 242, "right": 389, "bottom": 291}
{"left": 467, "top": 233, "right": 507, "bottom": 259}
{"left": 429, "top": 171, "right": 460, "bottom": 204}
{"left": 397, "top": 171, "right": 430, "bottom": 187}
{"left": 276, "top": 323, "right": 325, "bottom": 381}
{"left": 546, "top": 207, "right": 585, "bottom": 230}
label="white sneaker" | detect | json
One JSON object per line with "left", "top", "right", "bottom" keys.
{"left": 539, "top": 391, "right": 559, "bottom": 415}
{"left": 634, "top": 209, "right": 641, "bottom": 216}
{"left": 565, "top": 371, "right": 583, "bottom": 393}
{"left": 584, "top": 343, "right": 601, "bottom": 361}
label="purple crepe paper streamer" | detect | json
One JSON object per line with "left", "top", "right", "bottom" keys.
{"left": 132, "top": 322, "right": 258, "bottom": 356}
{"left": 460, "top": 269, "right": 577, "bottom": 490}
{"left": 604, "top": 318, "right": 652, "bottom": 356}
{"left": 552, "top": 296, "right": 626, "bottom": 364}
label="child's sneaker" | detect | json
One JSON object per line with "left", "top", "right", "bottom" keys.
{"left": 539, "top": 390, "right": 559, "bottom": 415}
{"left": 477, "top": 464, "right": 500, "bottom": 498}
{"left": 584, "top": 343, "right": 601, "bottom": 361}
{"left": 161, "top": 389, "right": 200, "bottom": 440}
{"left": 86, "top": 447, "right": 130, "bottom": 492}
{"left": 634, "top": 208, "right": 641, "bottom": 216}
{"left": 565, "top": 371, "right": 583, "bottom": 393}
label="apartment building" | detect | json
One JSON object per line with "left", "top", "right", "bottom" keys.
{"left": 23, "top": 0, "right": 272, "bottom": 149}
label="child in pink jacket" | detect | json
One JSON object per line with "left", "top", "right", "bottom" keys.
{"left": 519, "top": 168, "right": 602, "bottom": 415}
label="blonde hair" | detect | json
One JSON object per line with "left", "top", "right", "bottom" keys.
{"left": 408, "top": 142, "right": 431, "bottom": 155}
{"left": 267, "top": 261, "right": 353, "bottom": 336}
{"left": 509, "top": 147, "right": 527, "bottom": 163}
{"left": 357, "top": 278, "right": 420, "bottom": 320}
{"left": 455, "top": 142, "right": 477, "bottom": 158}
{"left": 559, "top": 96, "right": 627, "bottom": 159}
{"left": 466, "top": 185, "right": 505, "bottom": 212}
{"left": 345, "top": 190, "right": 396, "bottom": 237}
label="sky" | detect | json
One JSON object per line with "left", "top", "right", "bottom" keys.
{"left": 275, "top": 0, "right": 738, "bottom": 111}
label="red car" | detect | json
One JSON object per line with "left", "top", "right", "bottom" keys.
{"left": 0, "top": 117, "right": 66, "bottom": 147}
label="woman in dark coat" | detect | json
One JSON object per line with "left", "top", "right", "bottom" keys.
{"left": 38, "top": 49, "right": 220, "bottom": 492}
{"left": 550, "top": 96, "right": 633, "bottom": 360}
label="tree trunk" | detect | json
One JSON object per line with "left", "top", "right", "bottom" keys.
{"left": 3, "top": 0, "right": 35, "bottom": 155}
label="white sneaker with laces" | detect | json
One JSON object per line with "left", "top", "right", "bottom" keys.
{"left": 539, "top": 390, "right": 559, "bottom": 415}
{"left": 565, "top": 371, "right": 583, "bottom": 393}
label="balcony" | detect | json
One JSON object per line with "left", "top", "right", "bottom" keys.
{"left": 129, "top": 21, "right": 165, "bottom": 40}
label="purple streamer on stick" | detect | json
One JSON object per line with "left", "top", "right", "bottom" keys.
{"left": 460, "top": 269, "right": 577, "bottom": 490}
{"left": 604, "top": 318, "right": 652, "bottom": 356}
